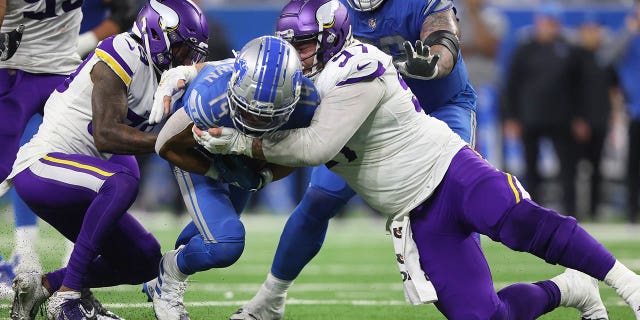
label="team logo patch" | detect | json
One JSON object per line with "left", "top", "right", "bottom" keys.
{"left": 392, "top": 227, "right": 402, "bottom": 239}
{"left": 368, "top": 18, "right": 376, "bottom": 29}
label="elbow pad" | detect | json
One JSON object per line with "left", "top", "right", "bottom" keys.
{"left": 423, "top": 30, "right": 460, "bottom": 69}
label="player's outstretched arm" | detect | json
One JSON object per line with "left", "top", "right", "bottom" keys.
{"left": 156, "top": 108, "right": 214, "bottom": 176}
{"left": 90, "top": 61, "right": 158, "bottom": 154}
{"left": 419, "top": 8, "right": 460, "bottom": 79}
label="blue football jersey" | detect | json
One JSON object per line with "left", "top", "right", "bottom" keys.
{"left": 339, "top": 0, "right": 477, "bottom": 114}
{"left": 181, "top": 59, "right": 319, "bottom": 132}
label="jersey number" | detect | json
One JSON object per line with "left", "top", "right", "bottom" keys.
{"left": 23, "top": 0, "right": 83, "bottom": 20}
{"left": 326, "top": 146, "right": 357, "bottom": 169}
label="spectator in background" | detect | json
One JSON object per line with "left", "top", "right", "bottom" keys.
{"left": 457, "top": 0, "right": 507, "bottom": 166}
{"left": 458, "top": 0, "right": 506, "bottom": 91}
{"left": 573, "top": 17, "right": 619, "bottom": 221}
{"left": 611, "top": 1, "right": 640, "bottom": 224}
{"left": 77, "top": 0, "right": 143, "bottom": 58}
{"left": 502, "top": 3, "right": 581, "bottom": 216}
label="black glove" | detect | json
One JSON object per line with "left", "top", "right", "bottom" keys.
{"left": 395, "top": 40, "right": 440, "bottom": 80}
{"left": 0, "top": 24, "right": 25, "bottom": 61}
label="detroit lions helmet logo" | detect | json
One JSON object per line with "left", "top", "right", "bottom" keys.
{"left": 233, "top": 58, "right": 248, "bottom": 87}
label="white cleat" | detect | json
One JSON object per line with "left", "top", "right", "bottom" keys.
{"left": 143, "top": 250, "right": 189, "bottom": 320}
{"left": 229, "top": 283, "right": 285, "bottom": 320}
{"left": 10, "top": 272, "right": 50, "bottom": 320}
{"left": 552, "top": 269, "right": 608, "bottom": 320}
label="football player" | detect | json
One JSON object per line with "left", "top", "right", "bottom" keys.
{"left": 195, "top": 0, "right": 637, "bottom": 319}
{"left": 230, "top": 0, "right": 480, "bottom": 318}
{"left": 1, "top": 0, "right": 208, "bottom": 319}
{"left": 143, "top": 35, "right": 319, "bottom": 320}
{"left": 0, "top": 0, "right": 83, "bottom": 282}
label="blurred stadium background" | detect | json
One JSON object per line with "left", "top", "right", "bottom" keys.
{"left": 2, "top": 0, "right": 640, "bottom": 318}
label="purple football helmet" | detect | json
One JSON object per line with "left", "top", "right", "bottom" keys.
{"left": 133, "top": 0, "right": 209, "bottom": 71}
{"left": 276, "top": 0, "right": 352, "bottom": 78}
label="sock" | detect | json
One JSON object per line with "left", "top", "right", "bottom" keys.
{"left": 264, "top": 273, "right": 293, "bottom": 296}
{"left": 604, "top": 260, "right": 640, "bottom": 303}
{"left": 165, "top": 248, "right": 188, "bottom": 282}
{"left": 56, "top": 290, "right": 81, "bottom": 300}
{"left": 15, "top": 226, "right": 38, "bottom": 255}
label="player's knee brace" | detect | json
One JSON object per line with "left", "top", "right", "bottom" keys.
{"left": 498, "top": 199, "right": 577, "bottom": 264}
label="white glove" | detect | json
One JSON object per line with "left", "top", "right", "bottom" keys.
{"left": 192, "top": 126, "right": 254, "bottom": 157}
{"left": 77, "top": 31, "right": 98, "bottom": 57}
{"left": 149, "top": 64, "right": 199, "bottom": 124}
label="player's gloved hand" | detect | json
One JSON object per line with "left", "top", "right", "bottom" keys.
{"left": 193, "top": 126, "right": 253, "bottom": 157}
{"left": 395, "top": 40, "right": 440, "bottom": 80}
{"left": 212, "top": 155, "right": 272, "bottom": 191}
{"left": 149, "top": 64, "right": 198, "bottom": 124}
{"left": 0, "top": 25, "right": 25, "bottom": 61}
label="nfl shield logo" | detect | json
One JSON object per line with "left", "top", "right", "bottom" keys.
{"left": 368, "top": 17, "right": 376, "bottom": 29}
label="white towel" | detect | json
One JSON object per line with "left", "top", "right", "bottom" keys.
{"left": 390, "top": 216, "right": 438, "bottom": 305}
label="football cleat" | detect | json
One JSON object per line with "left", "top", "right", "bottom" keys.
{"left": 142, "top": 249, "right": 189, "bottom": 320}
{"left": 229, "top": 283, "right": 285, "bottom": 320}
{"left": 552, "top": 269, "right": 609, "bottom": 320}
{"left": 47, "top": 291, "right": 98, "bottom": 320}
{"left": 10, "top": 272, "right": 50, "bottom": 320}
{"left": 81, "top": 288, "right": 125, "bottom": 320}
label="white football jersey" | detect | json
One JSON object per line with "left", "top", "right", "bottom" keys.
{"left": 10, "top": 33, "right": 159, "bottom": 178}
{"left": 315, "top": 41, "right": 467, "bottom": 219}
{"left": 0, "top": 0, "right": 82, "bottom": 74}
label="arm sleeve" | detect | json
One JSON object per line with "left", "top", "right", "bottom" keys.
{"left": 261, "top": 78, "right": 386, "bottom": 167}
{"left": 155, "top": 107, "right": 192, "bottom": 154}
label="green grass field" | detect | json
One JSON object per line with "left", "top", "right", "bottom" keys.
{"left": 0, "top": 212, "right": 639, "bottom": 319}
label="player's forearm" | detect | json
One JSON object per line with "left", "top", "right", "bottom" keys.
{"left": 256, "top": 81, "right": 384, "bottom": 167}
{"left": 158, "top": 121, "right": 209, "bottom": 175}
{"left": 94, "top": 126, "right": 158, "bottom": 154}
{"left": 420, "top": 9, "right": 460, "bottom": 78}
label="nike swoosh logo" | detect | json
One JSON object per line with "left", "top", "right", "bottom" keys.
{"left": 79, "top": 303, "right": 96, "bottom": 318}
{"left": 126, "top": 38, "right": 136, "bottom": 51}
{"left": 357, "top": 62, "right": 371, "bottom": 70}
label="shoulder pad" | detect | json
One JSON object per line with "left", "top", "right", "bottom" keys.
{"left": 319, "top": 43, "right": 391, "bottom": 88}
{"left": 94, "top": 34, "right": 144, "bottom": 87}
